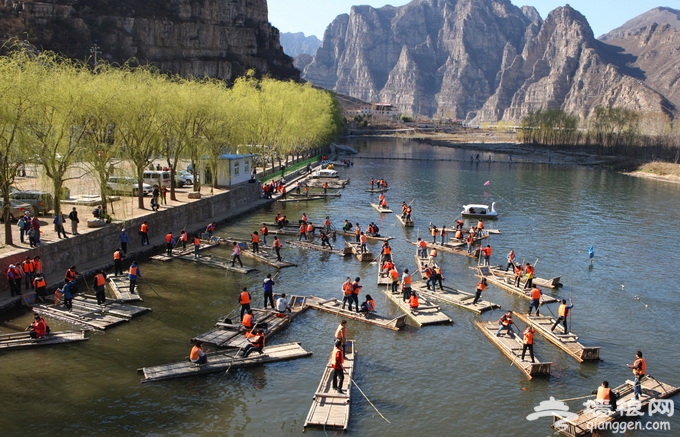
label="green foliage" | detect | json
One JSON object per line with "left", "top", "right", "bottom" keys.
{"left": 519, "top": 109, "right": 579, "bottom": 146}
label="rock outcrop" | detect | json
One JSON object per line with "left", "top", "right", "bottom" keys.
{"left": 302, "top": 0, "right": 674, "bottom": 123}
{"left": 0, "top": 0, "right": 298, "bottom": 81}
{"left": 279, "top": 32, "right": 321, "bottom": 57}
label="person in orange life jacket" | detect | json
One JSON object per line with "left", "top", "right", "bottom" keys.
{"left": 251, "top": 231, "right": 260, "bottom": 254}
{"left": 514, "top": 263, "right": 523, "bottom": 287}
{"left": 305, "top": 222, "right": 315, "bottom": 238}
{"left": 262, "top": 273, "right": 275, "bottom": 309}
{"left": 298, "top": 222, "right": 307, "bottom": 241}
{"left": 423, "top": 266, "right": 434, "bottom": 290}
{"left": 241, "top": 309, "right": 255, "bottom": 331}
{"left": 505, "top": 249, "right": 516, "bottom": 271}
{"left": 627, "top": 350, "right": 647, "bottom": 400}
{"left": 341, "top": 277, "right": 354, "bottom": 311}
{"left": 550, "top": 299, "right": 573, "bottom": 333}
{"left": 205, "top": 222, "right": 216, "bottom": 238}
{"left": 139, "top": 221, "right": 149, "bottom": 246}
{"left": 523, "top": 263, "right": 535, "bottom": 289}
{"left": 32, "top": 273, "right": 47, "bottom": 303}
{"left": 272, "top": 236, "right": 282, "bottom": 261}
{"left": 466, "top": 233, "right": 475, "bottom": 254}
{"left": 113, "top": 248, "right": 124, "bottom": 276}
{"left": 401, "top": 269, "right": 412, "bottom": 302}
{"left": 521, "top": 326, "right": 536, "bottom": 363}
{"left": 62, "top": 281, "right": 75, "bottom": 311}
{"left": 482, "top": 244, "right": 492, "bottom": 266}
{"left": 22, "top": 256, "right": 35, "bottom": 290}
{"left": 472, "top": 277, "right": 487, "bottom": 305}
{"left": 128, "top": 261, "right": 141, "bottom": 294}
{"left": 231, "top": 242, "right": 243, "bottom": 267}
{"left": 239, "top": 287, "right": 252, "bottom": 321}
{"left": 381, "top": 241, "right": 392, "bottom": 262}
{"left": 359, "top": 294, "right": 376, "bottom": 314}
{"left": 65, "top": 265, "right": 78, "bottom": 293}
{"left": 389, "top": 266, "right": 400, "bottom": 293}
{"left": 240, "top": 329, "right": 265, "bottom": 358}
{"left": 528, "top": 287, "right": 542, "bottom": 316}
{"left": 359, "top": 232, "right": 368, "bottom": 253}
{"left": 189, "top": 341, "right": 207, "bottom": 365}
{"left": 592, "top": 380, "right": 617, "bottom": 410}
{"left": 179, "top": 230, "right": 188, "bottom": 249}
{"left": 330, "top": 339, "right": 345, "bottom": 393}
{"left": 324, "top": 216, "right": 332, "bottom": 233}
{"left": 93, "top": 269, "right": 107, "bottom": 305}
{"left": 416, "top": 238, "right": 427, "bottom": 258}
{"left": 496, "top": 311, "right": 515, "bottom": 337}
{"left": 33, "top": 256, "right": 42, "bottom": 275}
{"left": 165, "top": 231, "right": 175, "bottom": 256}
{"left": 409, "top": 291, "right": 419, "bottom": 313}
{"left": 351, "top": 277, "right": 362, "bottom": 313}
{"left": 190, "top": 234, "right": 201, "bottom": 258}
{"left": 354, "top": 223, "right": 361, "bottom": 243}
{"left": 440, "top": 226, "right": 447, "bottom": 245}
{"left": 455, "top": 219, "right": 464, "bottom": 231}
{"left": 431, "top": 225, "right": 438, "bottom": 244}
{"left": 260, "top": 224, "right": 269, "bottom": 246}
{"left": 335, "top": 319, "right": 348, "bottom": 357}
{"left": 27, "top": 313, "right": 49, "bottom": 339}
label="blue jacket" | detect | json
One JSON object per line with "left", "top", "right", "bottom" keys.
{"left": 119, "top": 231, "right": 129, "bottom": 243}
{"left": 263, "top": 278, "right": 275, "bottom": 293}
{"left": 128, "top": 264, "right": 141, "bottom": 280}
{"left": 62, "top": 282, "right": 74, "bottom": 299}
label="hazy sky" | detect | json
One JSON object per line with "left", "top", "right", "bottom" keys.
{"left": 268, "top": 0, "right": 665, "bottom": 39}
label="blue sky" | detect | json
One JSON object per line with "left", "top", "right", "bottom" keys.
{"left": 268, "top": 0, "right": 667, "bottom": 39}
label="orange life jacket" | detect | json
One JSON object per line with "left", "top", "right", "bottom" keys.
{"left": 389, "top": 269, "right": 399, "bottom": 280}
{"left": 33, "top": 277, "right": 46, "bottom": 288}
{"left": 531, "top": 288, "right": 542, "bottom": 300}
{"left": 251, "top": 334, "right": 265, "bottom": 348}
{"left": 193, "top": 237, "right": 201, "bottom": 246}
{"left": 273, "top": 239, "right": 282, "bottom": 248}
{"left": 342, "top": 281, "right": 353, "bottom": 296}
{"left": 477, "top": 280, "right": 486, "bottom": 291}
{"left": 34, "top": 259, "right": 42, "bottom": 273}
{"left": 239, "top": 291, "right": 251, "bottom": 304}
{"left": 94, "top": 273, "right": 106, "bottom": 287}
{"left": 180, "top": 232, "right": 188, "bottom": 241}
{"left": 365, "top": 299, "right": 375, "bottom": 312}
{"left": 523, "top": 329, "right": 534, "bottom": 345}
{"left": 189, "top": 346, "right": 203, "bottom": 361}
{"left": 242, "top": 313, "right": 253, "bottom": 328}
{"left": 360, "top": 234, "right": 367, "bottom": 243}
{"left": 558, "top": 303, "right": 569, "bottom": 317}
{"left": 140, "top": 223, "right": 148, "bottom": 233}
{"left": 430, "top": 249, "right": 437, "bottom": 257}
{"left": 596, "top": 387, "right": 611, "bottom": 402}
{"left": 261, "top": 226, "right": 268, "bottom": 235}
{"left": 165, "top": 233, "right": 172, "bottom": 243}
{"left": 331, "top": 348, "right": 344, "bottom": 370}
{"left": 252, "top": 234, "right": 259, "bottom": 243}
{"left": 409, "top": 295, "right": 419, "bottom": 308}
{"left": 633, "top": 358, "right": 647, "bottom": 376}
{"left": 306, "top": 224, "right": 313, "bottom": 232}
{"left": 113, "top": 250, "right": 122, "bottom": 260}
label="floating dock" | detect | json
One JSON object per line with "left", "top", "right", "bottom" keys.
{"left": 222, "top": 239, "right": 297, "bottom": 269}
{"left": 477, "top": 268, "right": 560, "bottom": 304}
{"left": 107, "top": 274, "right": 143, "bottom": 302}
{"left": 33, "top": 296, "right": 151, "bottom": 330}
{"left": 192, "top": 295, "right": 308, "bottom": 348}
{"left": 370, "top": 203, "right": 393, "bottom": 213}
{"left": 365, "top": 187, "right": 389, "bottom": 193}
{"left": 552, "top": 376, "right": 680, "bottom": 436}
{"left": 303, "top": 340, "right": 356, "bottom": 431}
{"left": 334, "top": 230, "right": 394, "bottom": 242}
{"left": 139, "top": 342, "right": 313, "bottom": 383}
{"left": 345, "top": 241, "right": 375, "bottom": 262}
{"left": 410, "top": 240, "right": 480, "bottom": 258}
{"left": 411, "top": 283, "right": 501, "bottom": 314}
{"left": 396, "top": 214, "right": 414, "bottom": 227}
{"left": 479, "top": 265, "right": 562, "bottom": 289}
{"left": 377, "top": 262, "right": 393, "bottom": 285}
{"left": 170, "top": 253, "right": 256, "bottom": 274}
{"left": 381, "top": 288, "right": 452, "bottom": 327}
{"left": 286, "top": 240, "right": 352, "bottom": 257}
{"left": 475, "top": 320, "right": 552, "bottom": 379}
{"left": 149, "top": 238, "right": 221, "bottom": 262}
{"left": 305, "top": 296, "right": 407, "bottom": 331}
{"left": 513, "top": 312, "right": 600, "bottom": 362}
{"left": 0, "top": 330, "right": 88, "bottom": 351}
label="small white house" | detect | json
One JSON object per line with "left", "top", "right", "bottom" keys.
{"left": 202, "top": 153, "right": 254, "bottom": 187}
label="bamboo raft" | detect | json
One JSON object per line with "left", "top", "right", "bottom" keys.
{"left": 286, "top": 240, "right": 352, "bottom": 257}
{"left": 170, "top": 253, "right": 257, "bottom": 274}
{"left": 396, "top": 214, "right": 414, "bottom": 227}
{"left": 277, "top": 196, "right": 326, "bottom": 203}
{"left": 305, "top": 296, "right": 407, "bottom": 331}
{"left": 377, "top": 261, "right": 393, "bottom": 285}
{"left": 513, "top": 312, "right": 600, "bottom": 362}
{"left": 149, "top": 238, "right": 221, "bottom": 262}
{"left": 365, "top": 187, "right": 389, "bottom": 193}
{"left": 370, "top": 203, "right": 393, "bottom": 213}
{"left": 335, "top": 230, "right": 394, "bottom": 242}
{"left": 192, "top": 295, "right": 308, "bottom": 348}
{"left": 107, "top": 274, "right": 143, "bottom": 302}
{"left": 303, "top": 340, "right": 356, "bottom": 431}
{"left": 289, "top": 190, "right": 342, "bottom": 198}
{"left": 221, "top": 240, "right": 297, "bottom": 268}
{"left": 552, "top": 376, "right": 680, "bottom": 436}
{"left": 33, "top": 296, "right": 151, "bottom": 330}
{"left": 304, "top": 178, "right": 350, "bottom": 188}
{"left": 345, "top": 241, "right": 375, "bottom": 262}
{"left": 481, "top": 265, "right": 562, "bottom": 289}
{"left": 139, "top": 342, "right": 313, "bottom": 383}
{"left": 381, "top": 288, "right": 453, "bottom": 327}
{"left": 477, "top": 267, "right": 560, "bottom": 304}
{"left": 475, "top": 320, "right": 552, "bottom": 379}
{"left": 409, "top": 240, "right": 480, "bottom": 258}
{"left": 411, "top": 283, "right": 501, "bottom": 314}
{"left": 0, "top": 330, "right": 88, "bottom": 351}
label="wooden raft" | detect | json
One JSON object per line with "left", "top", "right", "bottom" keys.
{"left": 410, "top": 240, "right": 479, "bottom": 258}
{"left": 370, "top": 203, "right": 392, "bottom": 213}
{"left": 365, "top": 187, "right": 389, "bottom": 193}
{"left": 222, "top": 239, "right": 297, "bottom": 269}
{"left": 475, "top": 321, "right": 552, "bottom": 379}
{"left": 173, "top": 253, "right": 256, "bottom": 274}
{"left": 477, "top": 267, "right": 559, "bottom": 304}
{"left": 552, "top": 376, "right": 680, "bottom": 437}
{"left": 304, "top": 178, "right": 349, "bottom": 188}
{"left": 345, "top": 241, "right": 374, "bottom": 262}
{"left": 286, "top": 240, "right": 352, "bottom": 257}
{"left": 33, "top": 297, "right": 150, "bottom": 330}
{"left": 305, "top": 296, "right": 407, "bottom": 331}
{"left": 278, "top": 196, "right": 326, "bottom": 203}
{"left": 335, "top": 230, "right": 394, "bottom": 242}
{"left": 139, "top": 342, "right": 313, "bottom": 383}
{"left": 381, "top": 288, "right": 452, "bottom": 327}
{"left": 303, "top": 340, "right": 356, "bottom": 431}
{"left": 376, "top": 260, "right": 393, "bottom": 285}
{"left": 149, "top": 238, "right": 221, "bottom": 262}
{"left": 107, "top": 274, "right": 143, "bottom": 302}
{"left": 411, "top": 282, "right": 501, "bottom": 314}
{"left": 480, "top": 265, "right": 562, "bottom": 289}
{"left": 513, "top": 312, "right": 600, "bottom": 362}
{"left": 0, "top": 330, "right": 88, "bottom": 351}
{"left": 192, "top": 295, "right": 308, "bottom": 348}
{"left": 289, "top": 190, "right": 342, "bottom": 198}
{"left": 396, "top": 214, "right": 414, "bottom": 227}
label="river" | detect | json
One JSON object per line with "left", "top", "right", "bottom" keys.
{"left": 2, "top": 138, "right": 679, "bottom": 437}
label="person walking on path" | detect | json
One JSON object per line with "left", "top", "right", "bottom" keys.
{"left": 53, "top": 212, "right": 68, "bottom": 239}
{"left": 472, "top": 277, "right": 487, "bottom": 305}
{"left": 231, "top": 242, "right": 243, "bottom": 267}
{"left": 93, "top": 269, "right": 107, "bottom": 305}
{"left": 30, "top": 216, "right": 41, "bottom": 245}
{"left": 330, "top": 339, "right": 345, "bottom": 394}
{"left": 17, "top": 216, "right": 26, "bottom": 243}
{"left": 550, "top": 299, "right": 573, "bottom": 333}
{"left": 335, "top": 320, "right": 347, "bottom": 357}
{"left": 521, "top": 326, "right": 536, "bottom": 363}
{"left": 139, "top": 222, "right": 149, "bottom": 246}
{"left": 161, "top": 186, "right": 168, "bottom": 205}
{"left": 528, "top": 287, "right": 542, "bottom": 316}
{"left": 627, "top": 351, "right": 647, "bottom": 401}
{"left": 239, "top": 287, "right": 251, "bottom": 321}
{"left": 119, "top": 228, "right": 130, "bottom": 254}
{"left": 273, "top": 236, "right": 282, "bottom": 261}
{"left": 113, "top": 248, "right": 124, "bottom": 276}
{"left": 68, "top": 207, "right": 79, "bottom": 235}
{"left": 262, "top": 274, "right": 275, "bottom": 309}
{"left": 128, "top": 261, "right": 141, "bottom": 294}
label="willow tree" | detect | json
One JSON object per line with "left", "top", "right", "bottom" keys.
{"left": 590, "top": 107, "right": 640, "bottom": 148}
{"left": 111, "top": 68, "right": 163, "bottom": 209}
{"left": 0, "top": 49, "right": 36, "bottom": 243}
{"left": 23, "top": 53, "right": 89, "bottom": 218}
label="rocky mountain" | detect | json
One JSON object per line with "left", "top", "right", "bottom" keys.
{"left": 302, "top": 0, "right": 674, "bottom": 123}
{"left": 279, "top": 32, "right": 321, "bottom": 57}
{"left": 0, "top": 0, "right": 298, "bottom": 81}
{"left": 597, "top": 8, "right": 680, "bottom": 112}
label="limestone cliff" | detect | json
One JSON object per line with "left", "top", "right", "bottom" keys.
{"left": 0, "top": 0, "right": 298, "bottom": 81}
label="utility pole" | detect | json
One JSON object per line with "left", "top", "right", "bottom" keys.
{"left": 90, "top": 43, "right": 101, "bottom": 72}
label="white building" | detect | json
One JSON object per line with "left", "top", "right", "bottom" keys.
{"left": 202, "top": 153, "right": 254, "bottom": 187}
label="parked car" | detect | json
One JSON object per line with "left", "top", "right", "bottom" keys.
{"left": 106, "top": 176, "right": 153, "bottom": 196}
{"left": 176, "top": 170, "right": 194, "bottom": 186}
{"left": 9, "top": 190, "right": 54, "bottom": 215}
{"left": 0, "top": 199, "right": 34, "bottom": 222}
{"left": 142, "top": 170, "right": 172, "bottom": 189}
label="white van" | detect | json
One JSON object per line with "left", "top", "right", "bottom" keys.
{"left": 142, "top": 170, "right": 172, "bottom": 189}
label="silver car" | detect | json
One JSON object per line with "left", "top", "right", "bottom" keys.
{"left": 106, "top": 176, "right": 153, "bottom": 196}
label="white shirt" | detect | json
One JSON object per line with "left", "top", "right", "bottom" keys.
{"left": 276, "top": 297, "right": 290, "bottom": 312}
